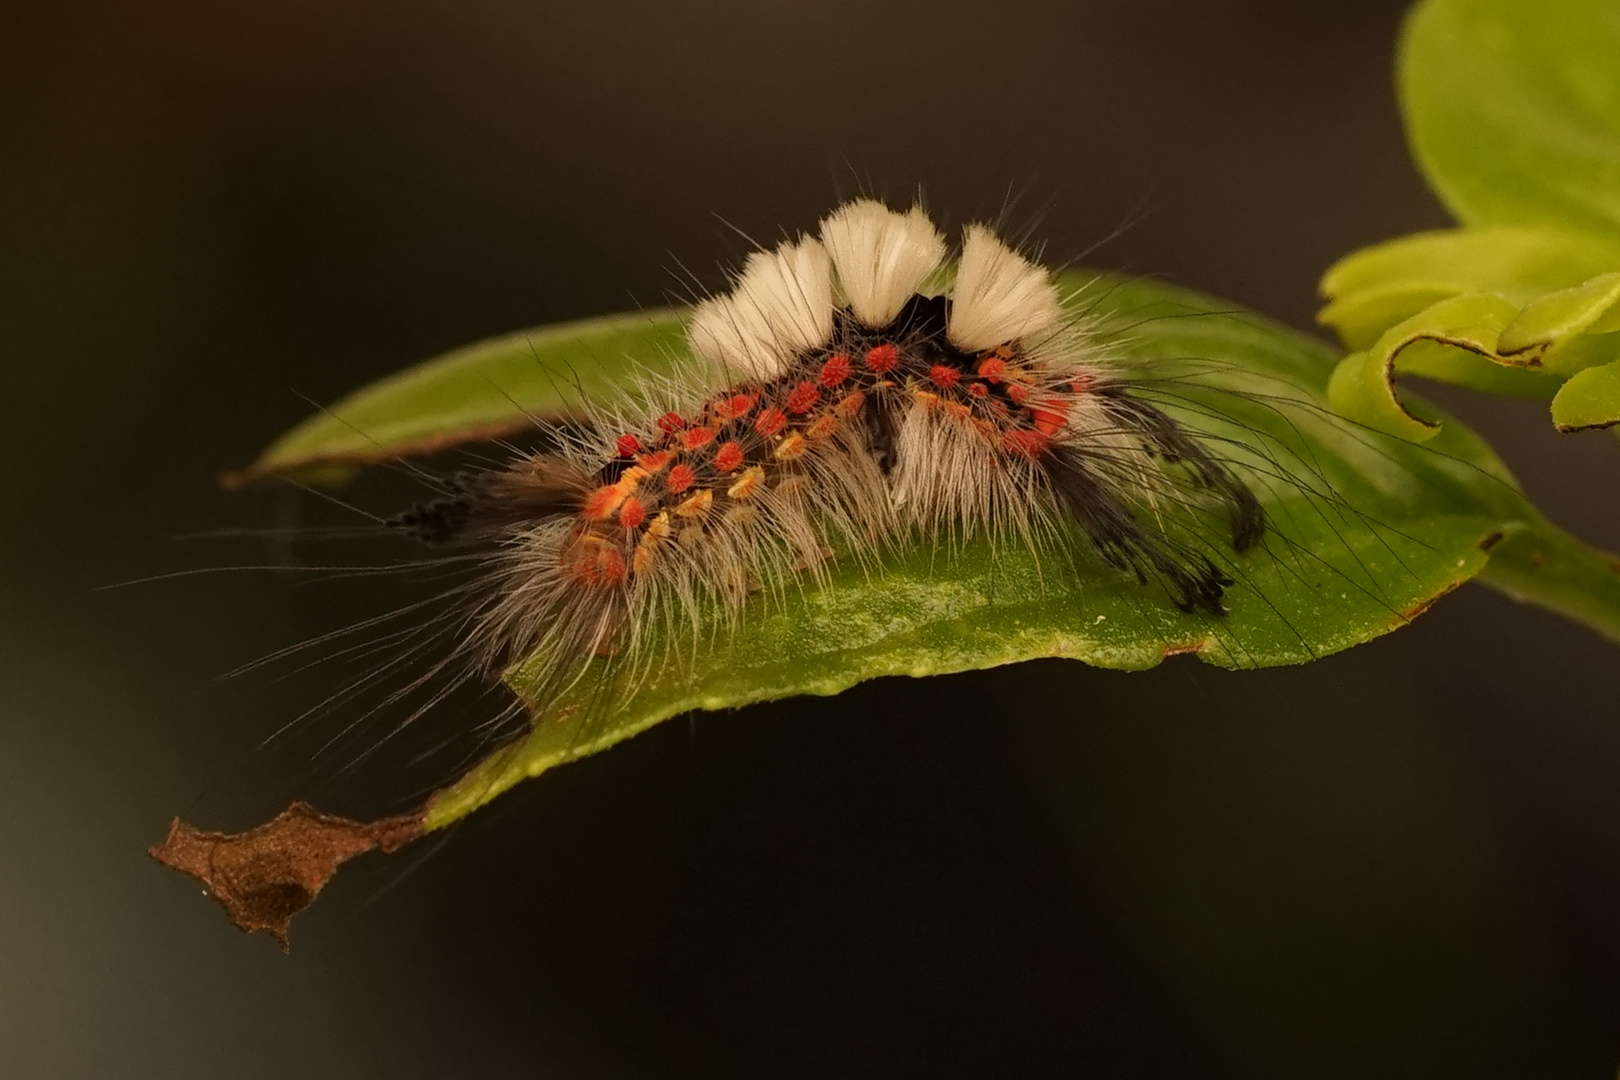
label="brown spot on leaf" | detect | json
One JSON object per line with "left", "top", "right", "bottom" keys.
{"left": 1398, "top": 580, "right": 1463, "bottom": 625}
{"left": 1478, "top": 531, "right": 1505, "bottom": 552}
{"left": 149, "top": 802, "right": 423, "bottom": 952}
{"left": 1161, "top": 639, "right": 1212, "bottom": 657}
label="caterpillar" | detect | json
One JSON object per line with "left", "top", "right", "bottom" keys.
{"left": 389, "top": 199, "right": 1266, "bottom": 718}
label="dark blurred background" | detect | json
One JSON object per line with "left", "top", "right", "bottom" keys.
{"left": 6, "top": 0, "right": 1620, "bottom": 1076}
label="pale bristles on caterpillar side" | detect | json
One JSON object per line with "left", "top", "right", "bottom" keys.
{"left": 389, "top": 199, "right": 1265, "bottom": 712}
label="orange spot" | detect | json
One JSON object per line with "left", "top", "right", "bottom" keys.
{"left": 667, "top": 463, "right": 696, "bottom": 494}
{"left": 968, "top": 382, "right": 989, "bottom": 398}
{"left": 618, "top": 496, "right": 646, "bottom": 530}
{"left": 1001, "top": 429, "right": 1050, "bottom": 456}
{"left": 567, "top": 536, "right": 606, "bottom": 583}
{"left": 727, "top": 466, "right": 764, "bottom": 500}
{"left": 632, "top": 535, "right": 659, "bottom": 574}
{"left": 866, "top": 343, "right": 898, "bottom": 373}
{"left": 786, "top": 382, "right": 821, "bottom": 415}
{"left": 680, "top": 425, "right": 716, "bottom": 450}
{"left": 773, "top": 433, "right": 808, "bottom": 461}
{"left": 976, "top": 357, "right": 1006, "bottom": 383}
{"left": 636, "top": 449, "right": 673, "bottom": 472}
{"left": 755, "top": 407, "right": 788, "bottom": 437}
{"left": 582, "top": 485, "right": 620, "bottom": 521}
{"left": 615, "top": 434, "right": 640, "bottom": 457}
{"left": 675, "top": 488, "right": 713, "bottom": 518}
{"left": 942, "top": 400, "right": 972, "bottom": 421}
{"left": 1006, "top": 383, "right": 1030, "bottom": 406}
{"left": 1030, "top": 400, "right": 1072, "bottom": 435}
{"left": 714, "top": 441, "right": 744, "bottom": 472}
{"left": 597, "top": 547, "right": 627, "bottom": 584}
{"left": 806, "top": 413, "right": 840, "bottom": 440}
{"left": 929, "top": 364, "right": 961, "bottom": 389}
{"left": 820, "top": 353, "right": 852, "bottom": 387}
{"left": 839, "top": 391, "right": 865, "bottom": 416}
{"left": 580, "top": 469, "right": 644, "bottom": 521}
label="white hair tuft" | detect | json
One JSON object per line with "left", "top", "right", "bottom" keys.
{"left": 688, "top": 235, "right": 834, "bottom": 381}
{"left": 819, "top": 199, "right": 947, "bottom": 328}
{"left": 946, "top": 224, "right": 1063, "bottom": 353}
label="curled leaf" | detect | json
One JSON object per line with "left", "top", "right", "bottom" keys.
{"left": 1321, "top": 237, "right": 1620, "bottom": 437}
{"left": 1320, "top": 227, "right": 1620, "bottom": 350}
{"left": 149, "top": 803, "right": 422, "bottom": 950}
{"left": 1326, "top": 294, "right": 1546, "bottom": 441}
{"left": 1498, "top": 272, "right": 1620, "bottom": 371}
{"left": 1551, "top": 359, "right": 1620, "bottom": 432}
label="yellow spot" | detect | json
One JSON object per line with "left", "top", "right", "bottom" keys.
{"left": 727, "top": 466, "right": 765, "bottom": 499}
{"left": 773, "top": 433, "right": 808, "bottom": 461}
{"left": 675, "top": 488, "right": 713, "bottom": 518}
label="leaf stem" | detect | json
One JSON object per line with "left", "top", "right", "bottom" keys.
{"left": 1477, "top": 518, "right": 1620, "bottom": 645}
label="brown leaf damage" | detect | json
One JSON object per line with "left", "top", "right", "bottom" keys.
{"left": 149, "top": 802, "right": 423, "bottom": 951}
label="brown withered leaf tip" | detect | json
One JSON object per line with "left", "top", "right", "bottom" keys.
{"left": 149, "top": 802, "right": 423, "bottom": 952}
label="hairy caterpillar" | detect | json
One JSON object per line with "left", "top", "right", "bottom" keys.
{"left": 391, "top": 199, "right": 1265, "bottom": 719}
{"left": 155, "top": 196, "right": 1532, "bottom": 947}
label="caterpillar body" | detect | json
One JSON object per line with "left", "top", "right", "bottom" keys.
{"left": 390, "top": 199, "right": 1266, "bottom": 715}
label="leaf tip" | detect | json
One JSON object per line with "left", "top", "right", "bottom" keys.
{"left": 149, "top": 802, "right": 423, "bottom": 950}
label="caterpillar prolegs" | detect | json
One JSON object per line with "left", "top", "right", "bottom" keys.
{"left": 392, "top": 200, "right": 1266, "bottom": 709}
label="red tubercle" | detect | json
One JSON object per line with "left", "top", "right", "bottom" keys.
{"left": 820, "top": 353, "right": 852, "bottom": 388}
{"left": 755, "top": 407, "right": 788, "bottom": 437}
{"left": 967, "top": 382, "right": 989, "bottom": 398}
{"left": 615, "top": 434, "right": 640, "bottom": 457}
{"left": 679, "top": 425, "right": 716, "bottom": 450}
{"left": 1006, "top": 383, "right": 1030, "bottom": 406}
{"left": 805, "top": 412, "right": 840, "bottom": 440}
{"left": 785, "top": 381, "right": 821, "bottom": 415}
{"left": 618, "top": 496, "right": 646, "bottom": 530}
{"left": 928, "top": 364, "right": 961, "bottom": 390}
{"left": 1001, "top": 429, "right": 1051, "bottom": 456}
{"left": 713, "top": 393, "right": 756, "bottom": 421}
{"left": 656, "top": 411, "right": 686, "bottom": 434}
{"left": 976, "top": 357, "right": 1006, "bottom": 383}
{"left": 667, "top": 463, "right": 696, "bottom": 494}
{"left": 713, "top": 441, "right": 744, "bottom": 472}
{"left": 865, "top": 343, "right": 898, "bottom": 373}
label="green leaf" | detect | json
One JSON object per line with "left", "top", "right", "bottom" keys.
{"left": 1319, "top": 226, "right": 1620, "bottom": 350}
{"left": 418, "top": 277, "right": 1542, "bottom": 831}
{"left": 1319, "top": 232, "right": 1620, "bottom": 436}
{"left": 1551, "top": 358, "right": 1620, "bottom": 431}
{"left": 1498, "top": 271, "right": 1620, "bottom": 370}
{"left": 1326, "top": 294, "right": 1552, "bottom": 441}
{"left": 230, "top": 310, "right": 688, "bottom": 484}
{"left": 1476, "top": 517, "right": 1620, "bottom": 644}
{"left": 1401, "top": 0, "right": 1620, "bottom": 244}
